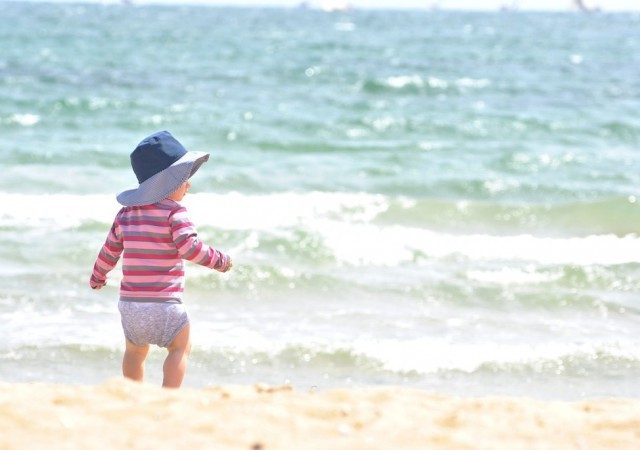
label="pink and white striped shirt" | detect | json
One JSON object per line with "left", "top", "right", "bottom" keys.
{"left": 90, "top": 199, "right": 229, "bottom": 303}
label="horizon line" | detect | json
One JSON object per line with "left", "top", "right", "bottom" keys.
{"left": 3, "top": 0, "right": 640, "bottom": 13}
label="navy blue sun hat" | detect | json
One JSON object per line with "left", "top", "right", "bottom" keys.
{"left": 116, "top": 131, "right": 209, "bottom": 206}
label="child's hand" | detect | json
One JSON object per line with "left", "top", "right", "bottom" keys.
{"left": 222, "top": 256, "right": 233, "bottom": 273}
{"left": 90, "top": 275, "right": 106, "bottom": 290}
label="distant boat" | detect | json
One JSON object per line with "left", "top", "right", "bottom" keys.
{"left": 572, "top": 0, "right": 601, "bottom": 12}
{"left": 321, "top": 0, "right": 351, "bottom": 12}
{"left": 499, "top": 1, "right": 518, "bottom": 12}
{"left": 500, "top": 1, "right": 518, "bottom": 12}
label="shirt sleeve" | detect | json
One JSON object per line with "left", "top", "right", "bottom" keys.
{"left": 89, "top": 211, "right": 124, "bottom": 288}
{"left": 169, "top": 205, "right": 230, "bottom": 271}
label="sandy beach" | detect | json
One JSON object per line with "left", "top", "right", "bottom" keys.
{"left": 0, "top": 379, "right": 638, "bottom": 450}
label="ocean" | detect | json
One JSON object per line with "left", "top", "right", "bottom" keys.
{"left": 1, "top": 1, "right": 639, "bottom": 400}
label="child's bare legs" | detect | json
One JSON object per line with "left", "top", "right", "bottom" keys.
{"left": 163, "top": 324, "right": 191, "bottom": 388}
{"left": 123, "top": 340, "right": 150, "bottom": 382}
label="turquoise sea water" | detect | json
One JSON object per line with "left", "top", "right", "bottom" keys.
{"left": 1, "top": 1, "right": 639, "bottom": 399}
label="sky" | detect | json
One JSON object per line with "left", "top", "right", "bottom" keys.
{"left": 22, "top": 0, "right": 640, "bottom": 11}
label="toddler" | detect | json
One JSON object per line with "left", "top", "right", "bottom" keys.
{"left": 90, "top": 130, "right": 232, "bottom": 388}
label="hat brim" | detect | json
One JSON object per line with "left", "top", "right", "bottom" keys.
{"left": 116, "top": 151, "right": 209, "bottom": 206}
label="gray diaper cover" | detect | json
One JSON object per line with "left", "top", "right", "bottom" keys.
{"left": 118, "top": 301, "right": 190, "bottom": 348}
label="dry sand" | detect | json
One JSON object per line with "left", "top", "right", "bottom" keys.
{"left": 0, "top": 379, "right": 638, "bottom": 449}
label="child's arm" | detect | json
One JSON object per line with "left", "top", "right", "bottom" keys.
{"left": 89, "top": 218, "right": 124, "bottom": 289}
{"left": 169, "top": 206, "right": 232, "bottom": 272}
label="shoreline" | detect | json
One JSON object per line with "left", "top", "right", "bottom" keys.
{"left": 1, "top": 379, "right": 639, "bottom": 449}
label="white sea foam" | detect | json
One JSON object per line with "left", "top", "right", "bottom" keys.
{"left": 7, "top": 113, "right": 40, "bottom": 126}
{"left": 0, "top": 192, "right": 388, "bottom": 230}
{"left": 1, "top": 305, "right": 121, "bottom": 349}
{"left": 349, "top": 336, "right": 640, "bottom": 376}
{"left": 318, "top": 222, "right": 640, "bottom": 266}
{"left": 0, "top": 193, "right": 119, "bottom": 229}
{"left": 384, "top": 76, "right": 490, "bottom": 90}
{"left": 2, "top": 192, "right": 639, "bottom": 266}
{"left": 466, "top": 267, "right": 563, "bottom": 285}
{"left": 190, "top": 318, "right": 640, "bottom": 377}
